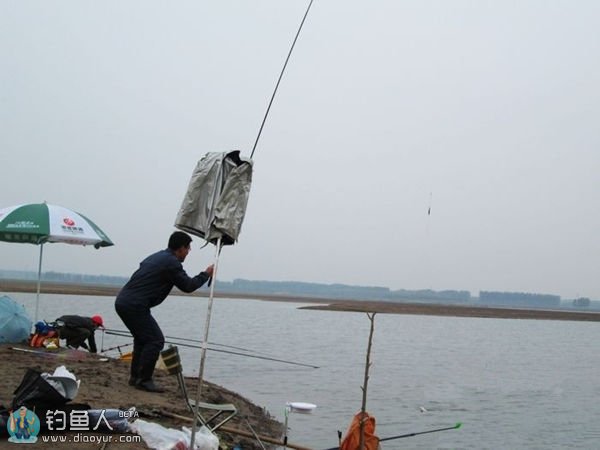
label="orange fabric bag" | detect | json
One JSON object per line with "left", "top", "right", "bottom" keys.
{"left": 29, "top": 330, "right": 58, "bottom": 347}
{"left": 340, "top": 411, "right": 380, "bottom": 450}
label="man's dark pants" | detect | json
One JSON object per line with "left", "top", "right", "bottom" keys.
{"left": 115, "top": 305, "right": 165, "bottom": 382}
{"left": 59, "top": 327, "right": 90, "bottom": 349}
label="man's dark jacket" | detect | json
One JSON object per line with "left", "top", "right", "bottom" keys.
{"left": 115, "top": 249, "right": 210, "bottom": 310}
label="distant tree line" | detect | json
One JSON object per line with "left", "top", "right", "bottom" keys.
{"left": 226, "top": 279, "right": 472, "bottom": 303}
{"left": 226, "top": 278, "right": 390, "bottom": 299}
{"left": 572, "top": 297, "right": 591, "bottom": 307}
{"left": 44, "top": 271, "right": 128, "bottom": 286}
{"left": 1, "top": 270, "right": 470, "bottom": 303}
{"left": 478, "top": 291, "right": 561, "bottom": 307}
{"left": 1, "top": 269, "right": 598, "bottom": 309}
{"left": 386, "top": 288, "right": 471, "bottom": 303}
{"left": 0, "top": 269, "right": 129, "bottom": 286}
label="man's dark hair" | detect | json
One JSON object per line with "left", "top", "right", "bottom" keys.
{"left": 168, "top": 231, "right": 192, "bottom": 250}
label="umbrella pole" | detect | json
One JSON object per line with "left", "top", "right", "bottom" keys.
{"left": 190, "top": 236, "right": 222, "bottom": 448}
{"left": 34, "top": 243, "right": 44, "bottom": 324}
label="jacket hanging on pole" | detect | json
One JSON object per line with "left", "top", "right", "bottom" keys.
{"left": 175, "top": 151, "right": 253, "bottom": 246}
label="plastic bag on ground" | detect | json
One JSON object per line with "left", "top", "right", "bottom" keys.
{"left": 47, "top": 365, "right": 80, "bottom": 400}
{"left": 130, "top": 419, "right": 219, "bottom": 450}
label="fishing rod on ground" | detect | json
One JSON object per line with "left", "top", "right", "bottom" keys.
{"left": 103, "top": 329, "right": 320, "bottom": 369}
{"left": 100, "top": 342, "right": 133, "bottom": 354}
{"left": 98, "top": 327, "right": 133, "bottom": 356}
{"left": 322, "top": 422, "right": 462, "bottom": 450}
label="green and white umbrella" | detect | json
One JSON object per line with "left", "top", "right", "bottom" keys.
{"left": 0, "top": 202, "right": 114, "bottom": 322}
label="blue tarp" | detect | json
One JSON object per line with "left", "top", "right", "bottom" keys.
{"left": 0, "top": 295, "right": 32, "bottom": 343}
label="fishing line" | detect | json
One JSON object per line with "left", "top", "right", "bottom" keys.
{"left": 427, "top": 191, "right": 433, "bottom": 218}
{"left": 423, "top": 190, "right": 434, "bottom": 292}
{"left": 250, "top": 0, "right": 315, "bottom": 159}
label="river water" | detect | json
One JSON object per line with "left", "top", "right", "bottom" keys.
{"left": 8, "top": 292, "right": 600, "bottom": 449}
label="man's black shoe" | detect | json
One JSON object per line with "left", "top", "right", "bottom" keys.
{"left": 135, "top": 379, "right": 165, "bottom": 393}
{"left": 128, "top": 377, "right": 138, "bottom": 386}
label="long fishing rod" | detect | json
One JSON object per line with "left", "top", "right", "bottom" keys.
{"left": 322, "top": 422, "right": 462, "bottom": 450}
{"left": 378, "top": 422, "right": 462, "bottom": 442}
{"left": 250, "top": 0, "right": 315, "bottom": 159}
{"left": 104, "top": 330, "right": 319, "bottom": 369}
{"left": 196, "top": 343, "right": 319, "bottom": 369}
{"left": 104, "top": 328, "right": 265, "bottom": 355}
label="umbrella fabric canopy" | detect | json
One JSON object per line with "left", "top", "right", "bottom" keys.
{"left": 0, "top": 203, "right": 113, "bottom": 247}
{"left": 0, "top": 295, "right": 32, "bottom": 344}
{"left": 175, "top": 150, "right": 253, "bottom": 246}
{"left": 0, "top": 203, "right": 114, "bottom": 322}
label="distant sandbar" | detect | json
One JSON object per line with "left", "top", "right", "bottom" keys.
{"left": 2, "top": 279, "right": 599, "bottom": 322}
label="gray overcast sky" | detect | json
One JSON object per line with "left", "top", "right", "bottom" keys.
{"left": 1, "top": 1, "right": 598, "bottom": 299}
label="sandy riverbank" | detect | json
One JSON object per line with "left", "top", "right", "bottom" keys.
{"left": 0, "top": 344, "right": 286, "bottom": 450}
